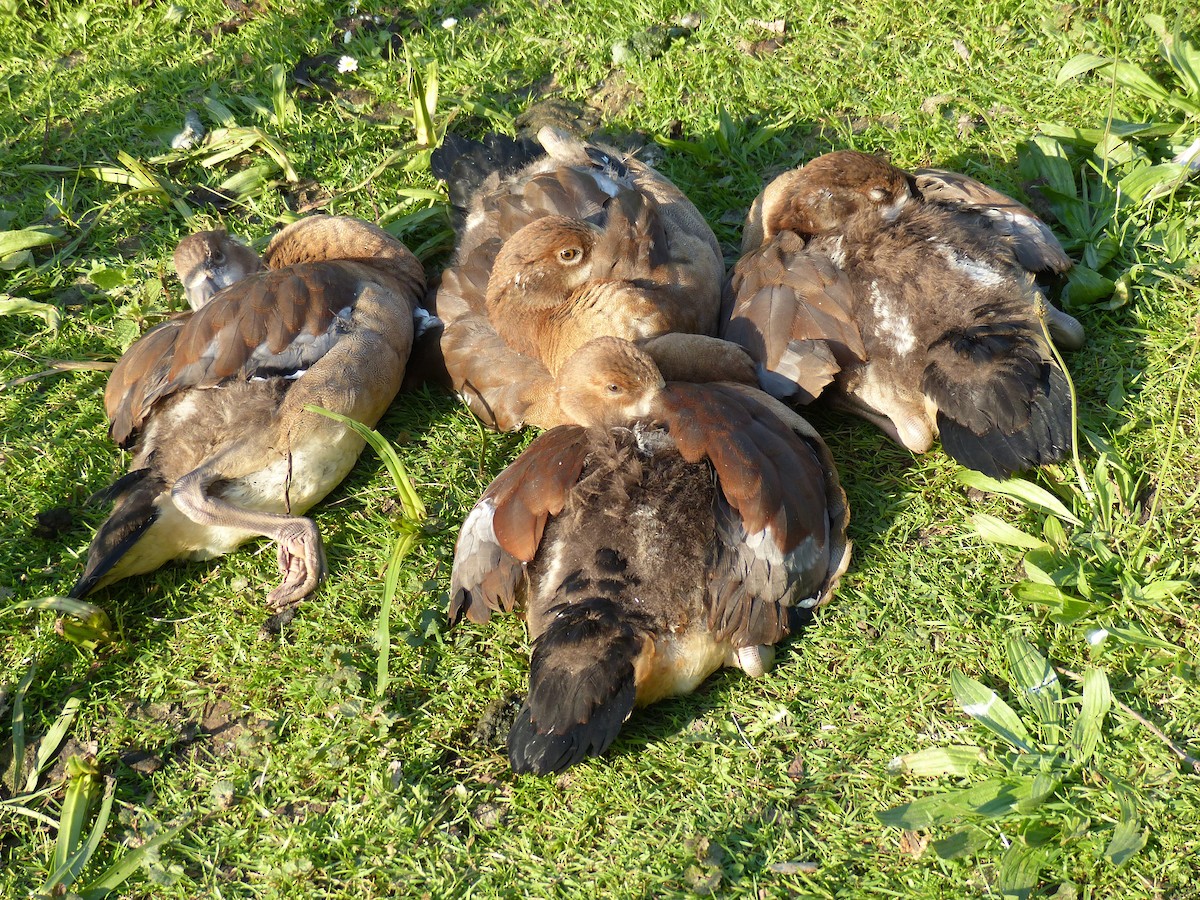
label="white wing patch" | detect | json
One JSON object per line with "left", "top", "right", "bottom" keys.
{"left": 938, "top": 246, "right": 1005, "bottom": 287}
{"left": 869, "top": 281, "right": 916, "bottom": 356}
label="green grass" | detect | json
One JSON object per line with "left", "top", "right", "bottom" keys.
{"left": 2, "top": 0, "right": 1199, "bottom": 897}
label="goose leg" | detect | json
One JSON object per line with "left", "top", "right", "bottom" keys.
{"left": 172, "top": 469, "right": 327, "bottom": 610}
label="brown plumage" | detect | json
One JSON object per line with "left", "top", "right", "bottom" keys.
{"left": 173, "top": 229, "right": 264, "bottom": 309}
{"left": 71, "top": 216, "right": 425, "bottom": 610}
{"left": 449, "top": 338, "right": 849, "bottom": 774}
{"left": 431, "top": 127, "right": 754, "bottom": 431}
{"left": 725, "top": 150, "right": 1086, "bottom": 479}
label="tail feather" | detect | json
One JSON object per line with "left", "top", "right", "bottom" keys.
{"left": 431, "top": 132, "right": 544, "bottom": 226}
{"left": 933, "top": 363, "right": 1071, "bottom": 479}
{"left": 69, "top": 469, "right": 165, "bottom": 598}
{"left": 507, "top": 597, "right": 646, "bottom": 775}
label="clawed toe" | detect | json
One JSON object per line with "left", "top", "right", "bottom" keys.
{"left": 265, "top": 520, "right": 327, "bottom": 611}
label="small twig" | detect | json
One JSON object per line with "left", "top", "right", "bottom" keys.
{"left": 1056, "top": 666, "right": 1200, "bottom": 774}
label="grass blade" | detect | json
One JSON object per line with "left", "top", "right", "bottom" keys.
{"left": 10, "top": 662, "right": 37, "bottom": 794}
{"left": 26, "top": 696, "right": 81, "bottom": 793}
{"left": 951, "top": 671, "right": 1034, "bottom": 753}
{"left": 80, "top": 817, "right": 190, "bottom": 896}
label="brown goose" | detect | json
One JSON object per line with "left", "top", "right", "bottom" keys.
{"left": 70, "top": 216, "right": 426, "bottom": 610}
{"left": 724, "top": 150, "right": 1086, "bottom": 479}
{"left": 431, "top": 126, "right": 753, "bottom": 431}
{"left": 449, "top": 337, "right": 849, "bottom": 774}
{"left": 173, "top": 228, "right": 264, "bottom": 309}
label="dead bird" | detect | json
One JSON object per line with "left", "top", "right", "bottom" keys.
{"left": 431, "top": 126, "right": 753, "bottom": 431}
{"left": 724, "top": 150, "right": 1085, "bottom": 479}
{"left": 70, "top": 216, "right": 426, "bottom": 611}
{"left": 449, "top": 337, "right": 849, "bottom": 774}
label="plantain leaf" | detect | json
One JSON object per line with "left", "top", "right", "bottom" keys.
{"left": 877, "top": 777, "right": 1035, "bottom": 829}
{"left": 1104, "top": 815, "right": 1147, "bottom": 867}
{"left": 1119, "top": 163, "right": 1192, "bottom": 203}
{"left": 952, "top": 671, "right": 1035, "bottom": 753}
{"left": 971, "top": 514, "right": 1047, "bottom": 550}
{"left": 1006, "top": 636, "right": 1063, "bottom": 738}
{"left": 1056, "top": 52, "right": 1112, "bottom": 86}
{"left": 1062, "top": 265, "right": 1116, "bottom": 306}
{"left": 1104, "top": 624, "right": 1182, "bottom": 652}
{"left": 1069, "top": 668, "right": 1111, "bottom": 764}
{"left": 0, "top": 296, "right": 62, "bottom": 328}
{"left": 931, "top": 826, "right": 989, "bottom": 860}
{"left": 998, "top": 841, "right": 1049, "bottom": 900}
{"left": 1145, "top": 14, "right": 1200, "bottom": 97}
{"left": 956, "top": 471, "right": 1082, "bottom": 525}
{"left": 888, "top": 745, "right": 988, "bottom": 777}
{"left": 0, "top": 225, "right": 63, "bottom": 258}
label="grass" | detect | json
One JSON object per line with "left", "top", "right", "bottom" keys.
{"left": 1, "top": 0, "right": 1198, "bottom": 897}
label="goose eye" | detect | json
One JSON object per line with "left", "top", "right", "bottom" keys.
{"left": 867, "top": 188, "right": 889, "bottom": 202}
{"left": 210, "top": 249, "right": 225, "bottom": 265}
{"left": 606, "top": 383, "right": 621, "bottom": 394}
{"left": 558, "top": 247, "right": 581, "bottom": 263}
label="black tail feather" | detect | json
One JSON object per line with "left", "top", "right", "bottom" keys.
{"left": 936, "top": 366, "right": 1071, "bottom": 479}
{"left": 69, "top": 469, "right": 164, "bottom": 598}
{"left": 431, "top": 132, "right": 544, "bottom": 227}
{"left": 507, "top": 597, "right": 645, "bottom": 775}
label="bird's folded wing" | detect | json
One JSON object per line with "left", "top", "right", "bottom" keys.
{"left": 449, "top": 425, "right": 592, "bottom": 624}
{"left": 661, "top": 384, "right": 849, "bottom": 647}
{"left": 723, "top": 231, "right": 864, "bottom": 403}
{"left": 913, "top": 168, "right": 1072, "bottom": 275}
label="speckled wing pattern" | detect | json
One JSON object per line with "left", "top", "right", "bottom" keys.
{"left": 448, "top": 425, "right": 593, "bottom": 625}
{"left": 723, "top": 229, "right": 865, "bottom": 404}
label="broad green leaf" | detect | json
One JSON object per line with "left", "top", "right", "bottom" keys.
{"left": 1062, "top": 265, "right": 1115, "bottom": 306}
{"left": 971, "top": 514, "right": 1047, "bottom": 550}
{"left": 1042, "top": 515, "right": 1067, "bottom": 548}
{"left": 1016, "top": 772, "right": 1061, "bottom": 813}
{"left": 877, "top": 777, "right": 1033, "bottom": 829}
{"left": 1098, "top": 60, "right": 1172, "bottom": 104}
{"left": 931, "top": 826, "right": 989, "bottom": 860}
{"left": 998, "top": 841, "right": 1049, "bottom": 900}
{"left": 1047, "top": 596, "right": 1098, "bottom": 625}
{"left": 956, "top": 471, "right": 1082, "bottom": 526}
{"left": 1070, "top": 668, "right": 1111, "bottom": 763}
{"left": 202, "top": 94, "right": 238, "bottom": 127}
{"left": 1006, "top": 636, "right": 1062, "bottom": 736}
{"left": 1119, "top": 163, "right": 1192, "bottom": 203}
{"left": 1013, "top": 580, "right": 1075, "bottom": 609}
{"left": 951, "top": 671, "right": 1034, "bottom": 753}
{"left": 52, "top": 758, "right": 100, "bottom": 874}
{"left": 1056, "top": 52, "right": 1112, "bottom": 86}
{"left": 40, "top": 777, "right": 115, "bottom": 894}
{"left": 1146, "top": 14, "right": 1200, "bottom": 97}
{"left": 0, "top": 225, "right": 63, "bottom": 257}
{"left": 14, "top": 597, "right": 116, "bottom": 649}
{"left": 0, "top": 296, "right": 61, "bottom": 328}
{"left": 1104, "top": 817, "right": 1147, "bottom": 867}
{"left": 888, "top": 745, "right": 987, "bottom": 777}
{"left": 1139, "top": 580, "right": 1192, "bottom": 600}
